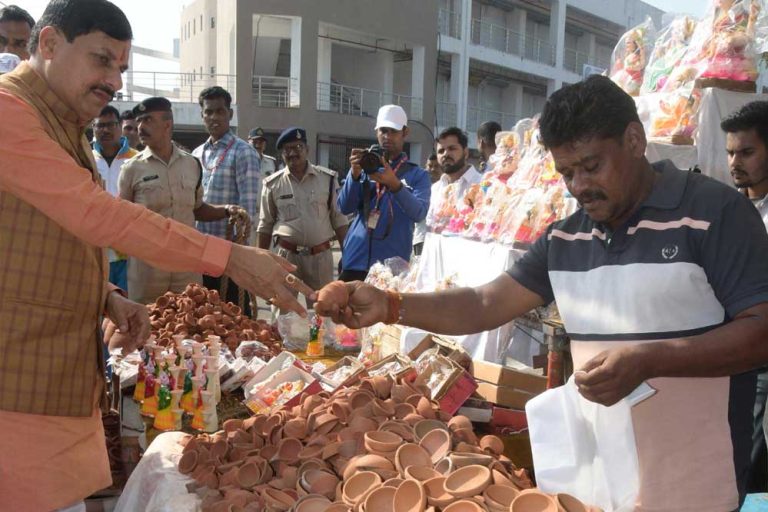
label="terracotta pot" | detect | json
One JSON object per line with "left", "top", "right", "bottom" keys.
{"left": 178, "top": 450, "right": 199, "bottom": 475}
{"left": 343, "top": 454, "right": 396, "bottom": 481}
{"left": 415, "top": 397, "right": 436, "bottom": 420}
{"left": 394, "top": 444, "right": 432, "bottom": 476}
{"left": 447, "top": 416, "right": 472, "bottom": 432}
{"left": 483, "top": 484, "right": 519, "bottom": 510}
{"left": 325, "top": 504, "right": 352, "bottom": 512}
{"left": 301, "top": 469, "right": 339, "bottom": 500}
{"left": 363, "top": 485, "right": 397, "bottom": 512}
{"left": 434, "top": 457, "right": 453, "bottom": 475}
{"left": 364, "top": 431, "right": 403, "bottom": 453}
{"left": 383, "top": 478, "right": 404, "bottom": 488}
{"left": 393, "top": 478, "right": 426, "bottom": 512}
{"left": 394, "top": 403, "right": 418, "bottom": 419}
{"left": 556, "top": 493, "right": 589, "bottom": 512}
{"left": 422, "top": 476, "right": 452, "bottom": 508}
{"left": 418, "top": 428, "right": 451, "bottom": 465}
{"left": 236, "top": 462, "right": 261, "bottom": 489}
{"left": 442, "top": 499, "right": 486, "bottom": 512}
{"left": 293, "top": 495, "right": 332, "bottom": 512}
{"left": 452, "top": 428, "right": 479, "bottom": 446}
{"left": 510, "top": 490, "right": 559, "bottom": 512}
{"left": 261, "top": 487, "right": 296, "bottom": 511}
{"left": 413, "top": 419, "right": 448, "bottom": 442}
{"left": 404, "top": 466, "right": 440, "bottom": 483}
{"left": 342, "top": 471, "right": 382, "bottom": 507}
{"left": 449, "top": 452, "right": 495, "bottom": 468}
{"left": 443, "top": 465, "right": 492, "bottom": 499}
{"left": 284, "top": 418, "right": 308, "bottom": 439}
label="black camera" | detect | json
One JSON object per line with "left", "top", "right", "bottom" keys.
{"left": 359, "top": 144, "right": 385, "bottom": 173}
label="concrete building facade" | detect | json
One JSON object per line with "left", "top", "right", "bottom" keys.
{"left": 177, "top": 0, "right": 663, "bottom": 173}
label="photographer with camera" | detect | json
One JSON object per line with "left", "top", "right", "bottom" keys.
{"left": 337, "top": 105, "right": 431, "bottom": 281}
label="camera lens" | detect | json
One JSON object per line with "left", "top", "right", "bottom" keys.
{"left": 359, "top": 150, "right": 382, "bottom": 173}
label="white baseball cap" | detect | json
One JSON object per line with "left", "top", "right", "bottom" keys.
{"left": 375, "top": 104, "right": 408, "bottom": 131}
{"left": 0, "top": 53, "right": 20, "bottom": 75}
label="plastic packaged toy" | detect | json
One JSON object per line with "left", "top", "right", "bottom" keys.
{"left": 641, "top": 15, "right": 698, "bottom": 94}
{"left": 609, "top": 18, "right": 656, "bottom": 96}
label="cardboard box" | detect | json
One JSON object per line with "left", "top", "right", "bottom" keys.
{"left": 490, "top": 406, "right": 528, "bottom": 432}
{"left": 408, "top": 334, "right": 471, "bottom": 369}
{"left": 221, "top": 357, "right": 267, "bottom": 393}
{"left": 474, "top": 381, "right": 536, "bottom": 410}
{"left": 470, "top": 359, "right": 547, "bottom": 394}
{"left": 320, "top": 356, "right": 366, "bottom": 389}
{"left": 367, "top": 353, "right": 415, "bottom": 381}
{"left": 414, "top": 354, "right": 477, "bottom": 415}
{"left": 243, "top": 352, "right": 306, "bottom": 399}
{"left": 378, "top": 325, "right": 404, "bottom": 360}
{"left": 243, "top": 365, "right": 321, "bottom": 415}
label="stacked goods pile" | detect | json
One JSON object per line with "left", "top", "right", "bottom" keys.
{"left": 176, "top": 375, "right": 601, "bottom": 512}
{"left": 147, "top": 283, "right": 281, "bottom": 353}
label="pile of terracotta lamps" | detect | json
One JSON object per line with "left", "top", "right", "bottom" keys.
{"left": 177, "top": 374, "right": 601, "bottom": 512}
{"left": 147, "top": 284, "right": 281, "bottom": 353}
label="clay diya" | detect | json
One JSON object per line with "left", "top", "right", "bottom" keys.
{"left": 556, "top": 493, "right": 590, "bottom": 512}
{"left": 364, "top": 431, "right": 403, "bottom": 453}
{"left": 442, "top": 500, "right": 486, "bottom": 512}
{"left": 443, "top": 465, "right": 492, "bottom": 499}
{"left": 363, "top": 485, "right": 397, "bottom": 512}
{"left": 483, "top": 484, "right": 520, "bottom": 511}
{"left": 510, "top": 490, "right": 559, "bottom": 512}
{"left": 393, "top": 478, "right": 426, "bottom": 512}
{"left": 419, "top": 428, "right": 451, "bottom": 464}
{"left": 342, "top": 471, "right": 382, "bottom": 507}
{"left": 394, "top": 443, "right": 432, "bottom": 476}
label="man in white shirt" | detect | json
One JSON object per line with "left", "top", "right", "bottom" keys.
{"left": 721, "top": 101, "right": 768, "bottom": 491}
{"left": 92, "top": 104, "right": 138, "bottom": 289}
{"left": 427, "top": 127, "right": 482, "bottom": 230}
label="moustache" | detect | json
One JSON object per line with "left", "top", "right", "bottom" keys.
{"left": 139, "top": 130, "right": 151, "bottom": 138}
{"left": 577, "top": 190, "right": 607, "bottom": 203}
{"left": 91, "top": 84, "right": 116, "bottom": 100}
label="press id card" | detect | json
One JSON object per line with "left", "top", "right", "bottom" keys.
{"left": 367, "top": 209, "right": 381, "bottom": 230}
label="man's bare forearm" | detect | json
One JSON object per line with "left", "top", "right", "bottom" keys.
{"left": 398, "top": 273, "right": 545, "bottom": 335}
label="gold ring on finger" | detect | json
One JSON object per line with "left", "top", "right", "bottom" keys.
{"left": 285, "top": 274, "right": 297, "bottom": 285}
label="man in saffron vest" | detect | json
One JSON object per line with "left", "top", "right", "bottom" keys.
{"left": 0, "top": 1, "right": 314, "bottom": 510}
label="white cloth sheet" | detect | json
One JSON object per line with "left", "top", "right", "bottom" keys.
{"left": 415, "top": 232, "right": 541, "bottom": 364}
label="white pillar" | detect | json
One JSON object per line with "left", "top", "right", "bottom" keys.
{"left": 381, "top": 52, "right": 394, "bottom": 96}
{"left": 411, "top": 45, "right": 425, "bottom": 121}
{"left": 502, "top": 83, "right": 523, "bottom": 126}
{"left": 511, "top": 7, "right": 526, "bottom": 57}
{"left": 290, "top": 17, "right": 302, "bottom": 107}
{"left": 318, "top": 141, "right": 330, "bottom": 168}
{"left": 546, "top": 78, "right": 562, "bottom": 97}
{"left": 549, "top": 0, "right": 565, "bottom": 69}
{"left": 317, "top": 36, "right": 332, "bottom": 110}
{"left": 456, "top": 0, "right": 471, "bottom": 130}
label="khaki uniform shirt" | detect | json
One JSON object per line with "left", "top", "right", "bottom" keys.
{"left": 260, "top": 153, "right": 277, "bottom": 176}
{"left": 258, "top": 163, "right": 349, "bottom": 247}
{"left": 119, "top": 145, "right": 203, "bottom": 303}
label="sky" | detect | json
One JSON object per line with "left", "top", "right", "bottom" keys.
{"left": 11, "top": 0, "right": 707, "bottom": 57}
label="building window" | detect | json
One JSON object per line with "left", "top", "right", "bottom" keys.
{"left": 210, "top": 66, "right": 216, "bottom": 76}
{"left": 211, "top": 17, "right": 215, "bottom": 29}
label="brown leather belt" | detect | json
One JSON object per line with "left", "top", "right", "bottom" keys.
{"left": 277, "top": 238, "right": 332, "bottom": 255}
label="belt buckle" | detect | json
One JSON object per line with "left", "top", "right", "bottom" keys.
{"left": 297, "top": 246, "right": 311, "bottom": 255}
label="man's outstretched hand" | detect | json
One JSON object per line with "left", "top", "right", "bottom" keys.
{"left": 314, "top": 281, "right": 389, "bottom": 329}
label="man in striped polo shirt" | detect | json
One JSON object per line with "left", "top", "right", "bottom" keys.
{"left": 317, "top": 75, "right": 768, "bottom": 510}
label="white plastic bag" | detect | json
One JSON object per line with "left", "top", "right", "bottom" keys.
{"left": 526, "top": 377, "right": 648, "bottom": 512}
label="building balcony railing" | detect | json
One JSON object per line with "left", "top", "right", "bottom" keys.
{"left": 466, "top": 107, "right": 519, "bottom": 132}
{"left": 470, "top": 18, "right": 555, "bottom": 67}
{"left": 564, "top": 48, "right": 610, "bottom": 75}
{"left": 436, "top": 101, "right": 458, "bottom": 129}
{"left": 438, "top": 8, "right": 462, "bottom": 39}
{"left": 252, "top": 75, "right": 299, "bottom": 108}
{"left": 316, "top": 82, "right": 423, "bottom": 121}
{"left": 118, "top": 71, "right": 236, "bottom": 103}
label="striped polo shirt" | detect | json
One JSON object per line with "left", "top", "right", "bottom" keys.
{"left": 508, "top": 160, "right": 768, "bottom": 511}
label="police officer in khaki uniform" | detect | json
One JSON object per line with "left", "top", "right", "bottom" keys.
{"left": 119, "top": 97, "right": 241, "bottom": 304}
{"left": 257, "top": 127, "right": 349, "bottom": 307}
{"left": 248, "top": 127, "right": 278, "bottom": 177}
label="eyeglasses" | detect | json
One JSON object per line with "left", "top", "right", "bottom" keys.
{"left": 94, "top": 121, "right": 119, "bottom": 129}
